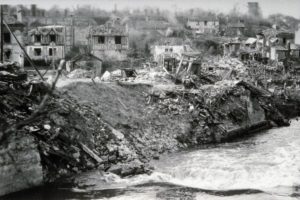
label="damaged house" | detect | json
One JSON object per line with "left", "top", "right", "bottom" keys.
{"left": 89, "top": 18, "right": 129, "bottom": 60}
{"left": 152, "top": 44, "right": 194, "bottom": 67}
{"left": 262, "top": 28, "right": 295, "bottom": 61}
{"left": 186, "top": 16, "right": 219, "bottom": 35}
{"left": 223, "top": 38, "right": 241, "bottom": 57}
{"left": 26, "top": 25, "right": 66, "bottom": 65}
{"left": 0, "top": 14, "right": 25, "bottom": 67}
{"left": 225, "top": 21, "right": 245, "bottom": 37}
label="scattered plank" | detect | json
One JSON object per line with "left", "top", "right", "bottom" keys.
{"left": 79, "top": 142, "right": 103, "bottom": 164}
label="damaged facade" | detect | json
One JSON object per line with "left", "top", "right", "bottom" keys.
{"left": 187, "top": 17, "right": 219, "bottom": 34}
{"left": 89, "top": 18, "right": 129, "bottom": 60}
{"left": 152, "top": 44, "right": 194, "bottom": 64}
{"left": 225, "top": 27, "right": 300, "bottom": 63}
{"left": 225, "top": 22, "right": 245, "bottom": 37}
{"left": 223, "top": 39, "right": 241, "bottom": 57}
{"left": 262, "top": 29, "right": 295, "bottom": 61}
{"left": 26, "top": 25, "right": 66, "bottom": 64}
{"left": 0, "top": 15, "right": 25, "bottom": 67}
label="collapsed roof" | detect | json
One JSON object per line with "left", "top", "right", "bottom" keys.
{"left": 28, "top": 25, "right": 65, "bottom": 36}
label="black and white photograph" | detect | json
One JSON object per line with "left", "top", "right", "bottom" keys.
{"left": 0, "top": 0, "right": 300, "bottom": 199}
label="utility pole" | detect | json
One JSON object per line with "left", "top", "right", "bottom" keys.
{"left": 1, "top": 5, "right": 4, "bottom": 62}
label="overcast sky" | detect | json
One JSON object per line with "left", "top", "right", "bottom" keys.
{"left": 2, "top": 0, "right": 300, "bottom": 18}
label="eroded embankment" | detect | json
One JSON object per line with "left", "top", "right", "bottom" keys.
{"left": 0, "top": 79, "right": 291, "bottom": 197}
{"left": 61, "top": 80, "right": 289, "bottom": 166}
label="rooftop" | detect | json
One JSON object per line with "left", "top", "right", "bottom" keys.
{"left": 272, "top": 46, "right": 288, "bottom": 51}
{"left": 90, "top": 19, "right": 128, "bottom": 36}
{"left": 228, "top": 22, "right": 245, "bottom": 28}
{"left": 29, "top": 25, "right": 65, "bottom": 35}
{"left": 263, "top": 28, "right": 294, "bottom": 38}
{"left": 188, "top": 16, "right": 218, "bottom": 22}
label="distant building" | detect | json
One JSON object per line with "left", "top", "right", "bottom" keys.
{"left": 248, "top": 2, "right": 262, "bottom": 19}
{"left": 0, "top": 15, "right": 25, "bottom": 67}
{"left": 295, "top": 24, "right": 300, "bottom": 45}
{"left": 225, "top": 22, "right": 245, "bottom": 37}
{"left": 262, "top": 28, "right": 295, "bottom": 61}
{"left": 26, "top": 25, "right": 66, "bottom": 64}
{"left": 89, "top": 18, "right": 129, "bottom": 60}
{"left": 152, "top": 45, "right": 193, "bottom": 63}
{"left": 270, "top": 46, "right": 289, "bottom": 61}
{"left": 290, "top": 44, "right": 300, "bottom": 58}
{"left": 187, "top": 17, "right": 219, "bottom": 34}
{"left": 223, "top": 39, "right": 241, "bottom": 57}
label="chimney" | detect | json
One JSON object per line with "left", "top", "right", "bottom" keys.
{"left": 31, "top": 4, "right": 36, "bottom": 17}
{"left": 16, "top": 5, "right": 23, "bottom": 22}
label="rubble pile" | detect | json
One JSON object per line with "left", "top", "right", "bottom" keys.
{"left": 0, "top": 63, "right": 148, "bottom": 182}
{"left": 147, "top": 84, "right": 247, "bottom": 144}
{"left": 67, "top": 68, "right": 93, "bottom": 79}
{"left": 202, "top": 57, "right": 249, "bottom": 80}
{"left": 134, "top": 68, "right": 173, "bottom": 84}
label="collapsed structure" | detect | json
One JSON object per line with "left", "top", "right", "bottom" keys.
{"left": 1, "top": 2, "right": 300, "bottom": 198}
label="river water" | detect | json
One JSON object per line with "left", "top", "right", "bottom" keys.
{"left": 3, "top": 120, "right": 300, "bottom": 200}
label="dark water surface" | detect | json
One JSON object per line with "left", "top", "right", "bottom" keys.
{"left": 3, "top": 120, "right": 300, "bottom": 200}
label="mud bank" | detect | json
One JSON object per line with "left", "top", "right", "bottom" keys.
{"left": 0, "top": 80, "right": 295, "bottom": 197}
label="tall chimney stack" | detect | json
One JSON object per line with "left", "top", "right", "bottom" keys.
{"left": 16, "top": 5, "right": 23, "bottom": 22}
{"left": 31, "top": 4, "right": 36, "bottom": 17}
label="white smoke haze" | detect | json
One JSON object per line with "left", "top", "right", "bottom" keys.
{"left": 1, "top": 0, "right": 300, "bottom": 19}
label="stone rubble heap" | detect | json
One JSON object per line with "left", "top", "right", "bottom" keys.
{"left": 0, "top": 63, "right": 149, "bottom": 185}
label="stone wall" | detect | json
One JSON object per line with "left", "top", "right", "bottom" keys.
{"left": 0, "top": 133, "right": 43, "bottom": 197}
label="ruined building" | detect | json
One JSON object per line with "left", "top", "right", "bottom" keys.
{"left": 26, "top": 26, "right": 66, "bottom": 64}
{"left": 89, "top": 18, "right": 129, "bottom": 60}
{"left": 262, "top": 28, "right": 295, "bottom": 61}
{"left": 223, "top": 39, "right": 241, "bottom": 57}
{"left": 187, "top": 17, "right": 219, "bottom": 35}
{"left": 225, "top": 21, "right": 245, "bottom": 37}
{"left": 0, "top": 14, "right": 25, "bottom": 67}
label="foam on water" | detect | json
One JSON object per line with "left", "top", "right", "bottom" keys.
{"left": 146, "top": 120, "right": 300, "bottom": 194}
{"left": 102, "top": 120, "right": 300, "bottom": 199}
{"left": 6, "top": 121, "right": 300, "bottom": 200}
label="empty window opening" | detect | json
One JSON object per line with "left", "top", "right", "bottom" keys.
{"left": 49, "top": 48, "right": 53, "bottom": 56}
{"left": 34, "top": 48, "right": 42, "bottom": 56}
{"left": 98, "top": 36, "right": 105, "bottom": 44}
{"left": 49, "top": 34, "right": 56, "bottom": 42}
{"left": 4, "top": 33, "right": 11, "bottom": 43}
{"left": 5, "top": 50, "right": 11, "bottom": 59}
{"left": 49, "top": 48, "right": 57, "bottom": 56}
{"left": 35, "top": 35, "right": 41, "bottom": 42}
{"left": 204, "top": 21, "right": 207, "bottom": 26}
{"left": 115, "top": 36, "right": 122, "bottom": 44}
{"left": 283, "top": 38, "right": 287, "bottom": 45}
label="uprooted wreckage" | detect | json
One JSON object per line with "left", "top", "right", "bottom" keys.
{"left": 0, "top": 51, "right": 298, "bottom": 196}
{"left": 0, "top": 61, "right": 153, "bottom": 195}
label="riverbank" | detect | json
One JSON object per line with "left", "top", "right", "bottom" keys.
{"left": 0, "top": 64, "right": 299, "bottom": 197}
{"left": 4, "top": 119, "right": 300, "bottom": 200}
